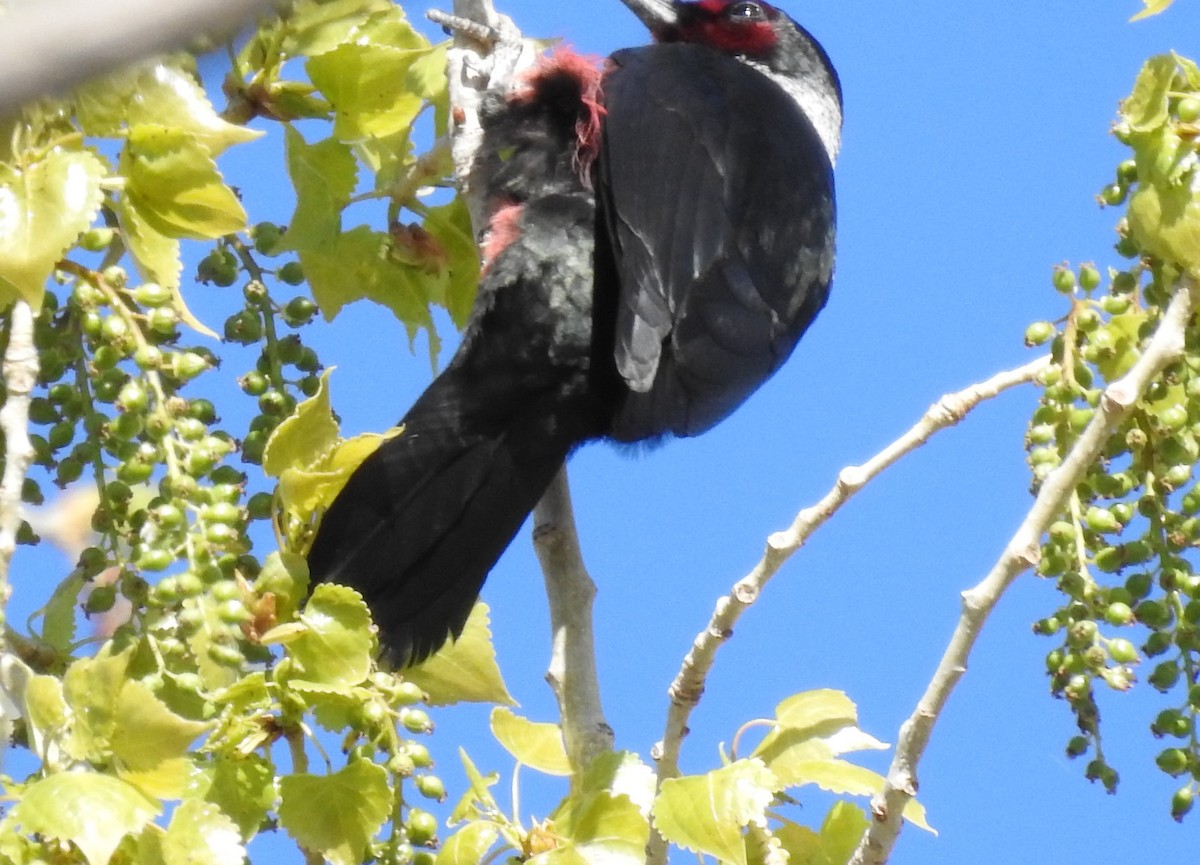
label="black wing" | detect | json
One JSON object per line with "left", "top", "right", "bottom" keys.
{"left": 597, "top": 43, "right": 836, "bottom": 442}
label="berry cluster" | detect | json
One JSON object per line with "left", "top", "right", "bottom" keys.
{"left": 201, "top": 225, "right": 322, "bottom": 468}
{"left": 1025, "top": 112, "right": 1200, "bottom": 815}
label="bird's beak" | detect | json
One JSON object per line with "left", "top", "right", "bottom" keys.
{"left": 616, "top": 0, "right": 678, "bottom": 33}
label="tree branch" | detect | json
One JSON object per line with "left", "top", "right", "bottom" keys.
{"left": 533, "top": 470, "right": 614, "bottom": 775}
{"left": 847, "top": 281, "right": 1197, "bottom": 865}
{"left": 0, "top": 301, "right": 39, "bottom": 649}
{"left": 0, "top": 0, "right": 276, "bottom": 115}
{"left": 436, "top": 0, "right": 611, "bottom": 774}
{"left": 645, "top": 354, "right": 1050, "bottom": 865}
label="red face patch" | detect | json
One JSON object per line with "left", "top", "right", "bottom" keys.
{"left": 666, "top": 1, "right": 779, "bottom": 56}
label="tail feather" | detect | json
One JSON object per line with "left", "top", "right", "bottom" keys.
{"left": 306, "top": 376, "right": 572, "bottom": 665}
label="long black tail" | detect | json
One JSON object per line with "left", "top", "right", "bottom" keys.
{"left": 305, "top": 371, "right": 574, "bottom": 665}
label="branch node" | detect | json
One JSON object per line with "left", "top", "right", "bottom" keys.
{"left": 426, "top": 8, "right": 500, "bottom": 45}
{"left": 837, "top": 465, "right": 867, "bottom": 491}
{"left": 732, "top": 581, "right": 758, "bottom": 605}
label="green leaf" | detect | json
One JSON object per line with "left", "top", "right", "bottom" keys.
{"left": 277, "top": 429, "right": 397, "bottom": 519}
{"left": 23, "top": 674, "right": 68, "bottom": 764}
{"left": 773, "top": 820, "right": 825, "bottom": 865}
{"left": 437, "top": 821, "right": 500, "bottom": 865}
{"left": 753, "top": 690, "right": 887, "bottom": 788}
{"left": 300, "top": 224, "right": 436, "bottom": 333}
{"left": 651, "top": 759, "right": 778, "bottom": 865}
{"left": 75, "top": 61, "right": 262, "bottom": 155}
{"left": 1123, "top": 54, "right": 1176, "bottom": 130}
{"left": 62, "top": 646, "right": 133, "bottom": 762}
{"left": 449, "top": 747, "right": 501, "bottom": 824}
{"left": 0, "top": 148, "right": 105, "bottom": 309}
{"left": 577, "top": 750, "right": 656, "bottom": 817}
{"left": 112, "top": 190, "right": 183, "bottom": 290}
{"left": 280, "top": 0, "right": 407, "bottom": 58}
{"left": 490, "top": 707, "right": 571, "bottom": 775}
{"left": 39, "top": 571, "right": 85, "bottom": 652}
{"left": 1128, "top": 182, "right": 1200, "bottom": 274}
{"left": 422, "top": 195, "right": 481, "bottom": 329}
{"left": 283, "top": 126, "right": 357, "bottom": 253}
{"left": 120, "top": 757, "right": 194, "bottom": 801}
{"left": 778, "top": 759, "right": 934, "bottom": 834}
{"left": 404, "top": 602, "right": 514, "bottom": 706}
{"left": 773, "top": 690, "right": 858, "bottom": 729}
{"left": 278, "top": 761, "right": 391, "bottom": 865}
{"left": 1130, "top": 0, "right": 1176, "bottom": 21}
{"left": 535, "top": 790, "right": 648, "bottom": 865}
{"left": 162, "top": 799, "right": 245, "bottom": 865}
{"left": 538, "top": 751, "right": 654, "bottom": 865}
{"left": 183, "top": 596, "right": 243, "bottom": 691}
{"left": 263, "top": 368, "right": 341, "bottom": 477}
{"left": 120, "top": 125, "right": 248, "bottom": 239}
{"left": 818, "top": 802, "right": 869, "bottom": 865}
{"left": 288, "top": 583, "right": 374, "bottom": 688}
{"left": 306, "top": 44, "right": 426, "bottom": 141}
{"left": 11, "top": 772, "right": 159, "bottom": 865}
{"left": 111, "top": 680, "right": 211, "bottom": 772}
{"left": 189, "top": 754, "right": 277, "bottom": 840}
{"left": 252, "top": 551, "right": 311, "bottom": 625}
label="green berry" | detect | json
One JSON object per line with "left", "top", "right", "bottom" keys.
{"left": 1177, "top": 95, "right": 1200, "bottom": 123}
{"left": 1108, "top": 637, "right": 1138, "bottom": 663}
{"left": 1099, "top": 183, "right": 1127, "bottom": 206}
{"left": 252, "top": 222, "right": 285, "bottom": 255}
{"left": 1104, "top": 602, "right": 1134, "bottom": 627}
{"left": 401, "top": 708, "right": 433, "bottom": 734}
{"left": 1025, "top": 321, "right": 1055, "bottom": 347}
{"left": 283, "top": 296, "right": 317, "bottom": 326}
{"left": 1079, "top": 263, "right": 1102, "bottom": 291}
{"left": 85, "top": 585, "right": 117, "bottom": 614}
{"left": 1156, "top": 748, "right": 1190, "bottom": 776}
{"left": 1085, "top": 506, "right": 1120, "bottom": 533}
{"left": 277, "top": 261, "right": 305, "bottom": 285}
{"left": 133, "top": 282, "right": 171, "bottom": 308}
{"left": 1171, "top": 786, "right": 1194, "bottom": 821}
{"left": 414, "top": 774, "right": 446, "bottom": 801}
{"left": 1052, "top": 266, "right": 1076, "bottom": 293}
{"left": 404, "top": 808, "right": 438, "bottom": 847}
{"left": 79, "top": 227, "right": 116, "bottom": 252}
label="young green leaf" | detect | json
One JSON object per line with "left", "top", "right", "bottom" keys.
{"left": 11, "top": 772, "right": 160, "bottom": 865}
{"left": 490, "top": 707, "right": 571, "bottom": 775}
{"left": 278, "top": 761, "right": 391, "bottom": 865}
{"left": 120, "top": 125, "right": 248, "bottom": 239}
{"left": 0, "top": 148, "right": 105, "bottom": 309}
{"left": 288, "top": 583, "right": 374, "bottom": 688}
{"left": 111, "top": 680, "right": 211, "bottom": 772}
{"left": 188, "top": 754, "right": 277, "bottom": 840}
{"left": 404, "top": 602, "right": 514, "bottom": 706}
{"left": 437, "top": 821, "right": 501, "bottom": 865}
{"left": 161, "top": 800, "right": 245, "bottom": 865}
{"left": 651, "top": 759, "right": 778, "bottom": 865}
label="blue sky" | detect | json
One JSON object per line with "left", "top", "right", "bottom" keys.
{"left": 13, "top": 0, "right": 1200, "bottom": 861}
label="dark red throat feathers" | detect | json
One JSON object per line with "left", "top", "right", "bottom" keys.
{"left": 510, "top": 48, "right": 606, "bottom": 178}
{"left": 658, "top": 0, "right": 780, "bottom": 57}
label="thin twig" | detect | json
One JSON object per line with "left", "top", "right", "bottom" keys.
{"left": 645, "top": 354, "right": 1051, "bottom": 865}
{"left": 0, "top": 302, "right": 39, "bottom": 646}
{"left": 847, "top": 281, "right": 1196, "bottom": 865}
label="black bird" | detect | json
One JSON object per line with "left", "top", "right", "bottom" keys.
{"left": 306, "top": 0, "right": 842, "bottom": 664}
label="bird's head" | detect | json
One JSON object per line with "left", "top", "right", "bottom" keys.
{"left": 619, "top": 0, "right": 843, "bottom": 163}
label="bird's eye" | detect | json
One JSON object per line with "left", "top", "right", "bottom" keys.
{"left": 726, "top": 1, "right": 766, "bottom": 22}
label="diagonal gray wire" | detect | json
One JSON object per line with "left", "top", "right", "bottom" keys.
{"left": 0, "top": 0, "right": 276, "bottom": 115}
